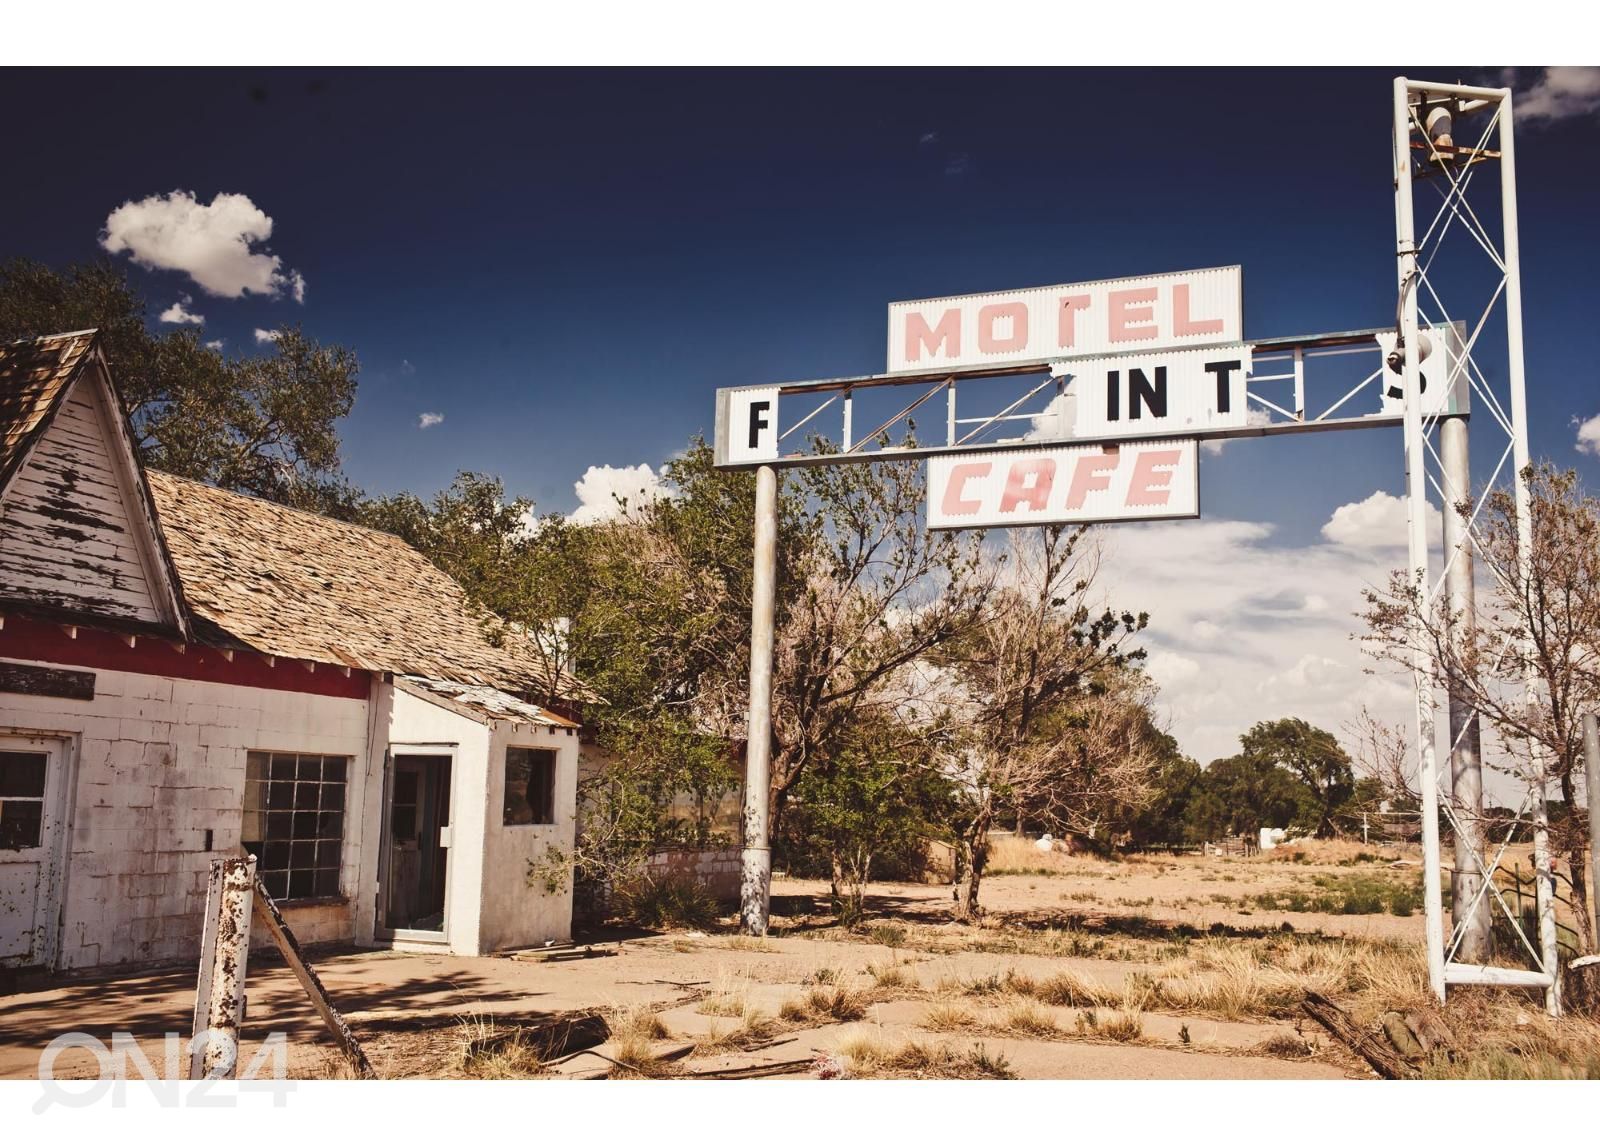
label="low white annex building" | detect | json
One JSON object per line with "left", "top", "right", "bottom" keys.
{"left": 0, "top": 330, "right": 583, "bottom": 973}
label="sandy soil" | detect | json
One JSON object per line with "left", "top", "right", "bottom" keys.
{"left": 0, "top": 848, "right": 1433, "bottom": 1082}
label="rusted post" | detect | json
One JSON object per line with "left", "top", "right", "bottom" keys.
{"left": 252, "top": 875, "right": 375, "bottom": 1077}
{"left": 190, "top": 856, "right": 255, "bottom": 1079}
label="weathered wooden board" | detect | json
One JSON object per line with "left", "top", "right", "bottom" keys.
{"left": 0, "top": 660, "right": 95, "bottom": 701}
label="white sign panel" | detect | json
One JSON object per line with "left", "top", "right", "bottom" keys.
{"left": 927, "top": 440, "right": 1199, "bottom": 530}
{"left": 1376, "top": 324, "right": 1469, "bottom": 418}
{"left": 1070, "top": 345, "right": 1253, "bottom": 439}
{"left": 715, "top": 386, "right": 780, "bottom": 465}
{"left": 887, "top": 266, "right": 1241, "bottom": 374}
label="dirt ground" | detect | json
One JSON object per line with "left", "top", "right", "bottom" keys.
{"left": 0, "top": 843, "right": 1464, "bottom": 1082}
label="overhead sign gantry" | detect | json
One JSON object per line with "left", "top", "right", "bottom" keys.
{"left": 713, "top": 76, "right": 1553, "bottom": 1014}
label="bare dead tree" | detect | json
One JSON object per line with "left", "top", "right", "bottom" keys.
{"left": 1361, "top": 464, "right": 1600, "bottom": 948}
{"left": 1343, "top": 706, "right": 1420, "bottom": 844}
{"left": 935, "top": 526, "right": 1152, "bottom": 919}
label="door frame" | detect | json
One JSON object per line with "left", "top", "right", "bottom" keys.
{"left": 0, "top": 729, "right": 76, "bottom": 970}
{"left": 375, "top": 743, "right": 458, "bottom": 946}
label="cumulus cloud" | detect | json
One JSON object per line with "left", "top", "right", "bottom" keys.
{"left": 568, "top": 463, "right": 668, "bottom": 526}
{"left": 1200, "top": 408, "right": 1273, "bottom": 456}
{"left": 158, "top": 295, "right": 204, "bottom": 325}
{"left": 99, "top": 190, "right": 306, "bottom": 300}
{"left": 1098, "top": 510, "right": 1414, "bottom": 767}
{"left": 254, "top": 328, "right": 281, "bottom": 344}
{"left": 1028, "top": 389, "right": 1077, "bottom": 440}
{"left": 1514, "top": 67, "right": 1600, "bottom": 124}
{"left": 1575, "top": 413, "right": 1600, "bottom": 457}
{"left": 1321, "top": 490, "right": 1442, "bottom": 551}
{"left": 418, "top": 412, "right": 444, "bottom": 430}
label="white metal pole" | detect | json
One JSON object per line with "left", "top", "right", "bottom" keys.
{"left": 740, "top": 464, "right": 778, "bottom": 935}
{"left": 1440, "top": 415, "right": 1492, "bottom": 962}
{"left": 1584, "top": 712, "right": 1600, "bottom": 947}
{"left": 1497, "top": 86, "right": 1562, "bottom": 1016}
{"left": 1394, "top": 77, "right": 1447, "bottom": 1003}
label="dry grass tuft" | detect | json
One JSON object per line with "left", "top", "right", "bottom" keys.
{"left": 1000, "top": 998, "right": 1059, "bottom": 1037}
{"left": 1035, "top": 969, "right": 1115, "bottom": 1009}
{"left": 1099, "top": 1010, "right": 1143, "bottom": 1042}
{"left": 838, "top": 1031, "right": 1016, "bottom": 1078}
{"left": 1254, "top": 1032, "right": 1312, "bottom": 1059}
{"left": 696, "top": 971, "right": 763, "bottom": 1021}
{"left": 922, "top": 1001, "right": 980, "bottom": 1031}
{"left": 453, "top": 1014, "right": 549, "bottom": 1079}
{"left": 865, "top": 961, "right": 913, "bottom": 989}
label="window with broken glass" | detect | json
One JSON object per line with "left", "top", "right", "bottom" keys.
{"left": 503, "top": 746, "right": 556, "bottom": 826}
{"left": 242, "top": 751, "right": 348, "bottom": 901}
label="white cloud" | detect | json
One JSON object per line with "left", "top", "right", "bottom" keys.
{"left": 1575, "top": 413, "right": 1600, "bottom": 457}
{"left": 1145, "top": 650, "right": 1201, "bottom": 687}
{"left": 1028, "top": 389, "right": 1077, "bottom": 440}
{"left": 254, "top": 328, "right": 281, "bottom": 344}
{"left": 418, "top": 412, "right": 444, "bottom": 430}
{"left": 1321, "top": 490, "right": 1442, "bottom": 551}
{"left": 1200, "top": 408, "right": 1272, "bottom": 455}
{"left": 568, "top": 463, "right": 668, "bottom": 526}
{"left": 99, "top": 190, "right": 306, "bottom": 300}
{"left": 158, "top": 295, "right": 204, "bottom": 325}
{"left": 1514, "top": 67, "right": 1600, "bottom": 124}
{"left": 204, "top": 339, "right": 225, "bottom": 351}
{"left": 1097, "top": 510, "right": 1414, "bottom": 766}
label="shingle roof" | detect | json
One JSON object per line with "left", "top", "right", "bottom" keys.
{"left": 397, "top": 676, "right": 579, "bottom": 728}
{"left": 145, "top": 470, "right": 586, "bottom": 699}
{"left": 0, "top": 330, "right": 98, "bottom": 495}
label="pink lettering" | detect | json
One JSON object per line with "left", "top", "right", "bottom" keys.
{"left": 1172, "top": 283, "right": 1224, "bottom": 337}
{"left": 1064, "top": 450, "right": 1120, "bottom": 509}
{"left": 1126, "top": 449, "right": 1182, "bottom": 506}
{"left": 978, "top": 302, "right": 1029, "bottom": 353}
{"left": 904, "top": 308, "right": 961, "bottom": 363}
{"left": 1057, "top": 294, "right": 1091, "bottom": 349}
{"left": 998, "top": 458, "right": 1055, "bottom": 513}
{"left": 941, "top": 462, "right": 991, "bottom": 517}
{"left": 1108, "top": 288, "right": 1158, "bottom": 343}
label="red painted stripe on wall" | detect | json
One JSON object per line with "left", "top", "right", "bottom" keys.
{"left": 0, "top": 614, "right": 372, "bottom": 700}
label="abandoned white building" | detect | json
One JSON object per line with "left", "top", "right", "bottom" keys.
{"left": 0, "top": 330, "right": 583, "bottom": 974}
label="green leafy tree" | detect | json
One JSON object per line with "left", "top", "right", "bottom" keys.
{"left": 1239, "top": 717, "right": 1355, "bottom": 838}
{"left": 1184, "top": 753, "right": 1307, "bottom": 841}
{"left": 1127, "top": 744, "right": 1203, "bottom": 846}
{"left": 0, "top": 259, "right": 359, "bottom": 516}
{"left": 783, "top": 718, "right": 953, "bottom": 925}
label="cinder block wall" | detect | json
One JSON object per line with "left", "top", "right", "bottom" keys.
{"left": 642, "top": 848, "right": 742, "bottom": 903}
{"left": 3, "top": 658, "right": 372, "bottom": 971}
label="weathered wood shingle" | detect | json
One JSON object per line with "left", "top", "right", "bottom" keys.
{"left": 145, "top": 471, "right": 581, "bottom": 696}
{"left": 0, "top": 330, "right": 97, "bottom": 494}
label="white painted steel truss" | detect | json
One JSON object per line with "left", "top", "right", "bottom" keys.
{"left": 1392, "top": 77, "right": 1558, "bottom": 1011}
{"left": 716, "top": 325, "right": 1425, "bottom": 471}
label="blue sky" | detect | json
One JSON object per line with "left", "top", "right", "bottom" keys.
{"left": 4, "top": 66, "right": 1596, "bottom": 765}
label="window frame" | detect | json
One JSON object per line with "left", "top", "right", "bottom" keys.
{"left": 502, "top": 745, "right": 558, "bottom": 827}
{"left": 241, "top": 750, "right": 351, "bottom": 903}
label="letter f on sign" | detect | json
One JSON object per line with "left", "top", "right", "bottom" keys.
{"left": 748, "top": 400, "right": 771, "bottom": 449}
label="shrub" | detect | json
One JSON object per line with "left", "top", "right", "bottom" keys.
{"left": 615, "top": 874, "right": 718, "bottom": 929}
